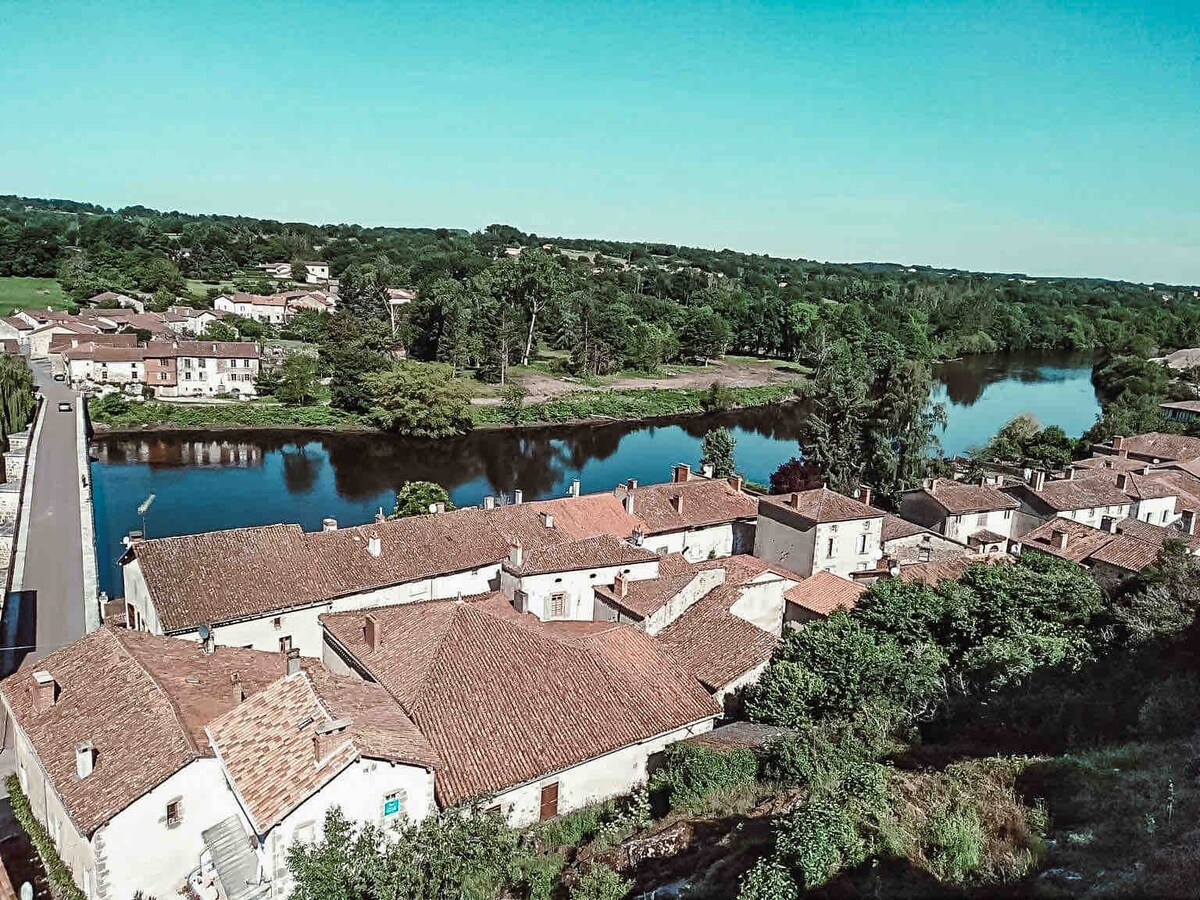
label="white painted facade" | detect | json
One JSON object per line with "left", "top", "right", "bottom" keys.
{"left": 754, "top": 513, "right": 883, "bottom": 578}
{"left": 641, "top": 523, "right": 737, "bottom": 561}
{"left": 214, "top": 296, "right": 289, "bottom": 324}
{"left": 1129, "top": 495, "right": 1178, "bottom": 527}
{"left": 940, "top": 507, "right": 1016, "bottom": 543}
{"left": 123, "top": 554, "right": 500, "bottom": 657}
{"left": 501, "top": 559, "right": 660, "bottom": 622}
{"left": 641, "top": 570, "right": 726, "bottom": 635}
{"left": 66, "top": 356, "right": 144, "bottom": 388}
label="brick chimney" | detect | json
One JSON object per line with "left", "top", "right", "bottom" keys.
{"left": 672, "top": 464, "right": 691, "bottom": 484}
{"left": 508, "top": 541, "right": 523, "bottom": 567}
{"left": 32, "top": 671, "right": 57, "bottom": 711}
{"left": 855, "top": 485, "right": 873, "bottom": 507}
{"left": 364, "top": 614, "right": 380, "bottom": 652}
{"left": 728, "top": 475, "right": 744, "bottom": 493}
{"left": 284, "top": 648, "right": 301, "bottom": 677}
{"left": 75, "top": 741, "right": 95, "bottom": 780}
{"left": 322, "top": 517, "right": 338, "bottom": 532}
{"left": 313, "top": 718, "right": 351, "bottom": 762}
{"left": 1051, "top": 528, "right": 1069, "bottom": 550}
{"left": 612, "top": 573, "right": 629, "bottom": 597}
{"left": 670, "top": 494, "right": 684, "bottom": 514}
{"left": 1031, "top": 470, "right": 1046, "bottom": 492}
{"left": 1115, "top": 473, "right": 1129, "bottom": 491}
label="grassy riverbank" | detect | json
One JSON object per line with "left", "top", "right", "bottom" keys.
{"left": 88, "top": 382, "right": 800, "bottom": 434}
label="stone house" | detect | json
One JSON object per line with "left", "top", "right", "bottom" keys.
{"left": 753, "top": 487, "right": 884, "bottom": 577}
{"left": 899, "top": 477, "right": 1020, "bottom": 543}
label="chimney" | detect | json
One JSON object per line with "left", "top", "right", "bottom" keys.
{"left": 322, "top": 517, "right": 338, "bottom": 532}
{"left": 672, "top": 464, "right": 691, "bottom": 484}
{"left": 483, "top": 496, "right": 496, "bottom": 510}
{"left": 728, "top": 475, "right": 744, "bottom": 493}
{"left": 1112, "top": 435, "right": 1125, "bottom": 452}
{"left": 1140, "top": 466, "right": 1153, "bottom": 476}
{"left": 367, "top": 534, "right": 382, "bottom": 557}
{"left": 513, "top": 489, "right": 523, "bottom": 505}
{"left": 374, "top": 508, "right": 386, "bottom": 524}
{"left": 313, "top": 718, "right": 351, "bottom": 762}
{"left": 1051, "top": 528, "right": 1069, "bottom": 550}
{"left": 1115, "top": 473, "right": 1129, "bottom": 491}
{"left": 539, "top": 512, "right": 555, "bottom": 529}
{"left": 671, "top": 494, "right": 684, "bottom": 514}
{"left": 923, "top": 477, "right": 936, "bottom": 491}
{"left": 1101, "top": 516, "right": 1119, "bottom": 534}
{"left": 284, "top": 648, "right": 301, "bottom": 677}
{"left": 75, "top": 741, "right": 95, "bottom": 780}
{"left": 855, "top": 485, "right": 873, "bottom": 507}
{"left": 508, "top": 541, "right": 523, "bottom": 567}
{"left": 1065, "top": 467, "right": 1076, "bottom": 481}
{"left": 887, "top": 558, "right": 900, "bottom": 577}
{"left": 231, "top": 673, "right": 245, "bottom": 704}
{"left": 626, "top": 478, "right": 637, "bottom": 491}
{"left": 569, "top": 479, "right": 581, "bottom": 498}
{"left": 363, "top": 614, "right": 380, "bottom": 652}
{"left": 430, "top": 502, "right": 446, "bottom": 514}
{"left": 790, "top": 492, "right": 800, "bottom": 509}
{"left": 1180, "top": 510, "right": 1196, "bottom": 536}
{"left": 32, "top": 671, "right": 57, "bottom": 711}
{"left": 612, "top": 573, "right": 629, "bottom": 597}
{"left": 1102, "top": 460, "right": 1113, "bottom": 469}
{"left": 622, "top": 489, "right": 635, "bottom": 515}
{"left": 125, "top": 530, "right": 145, "bottom": 546}
{"left": 701, "top": 464, "right": 715, "bottom": 479}
{"left": 1031, "top": 470, "right": 1046, "bottom": 492}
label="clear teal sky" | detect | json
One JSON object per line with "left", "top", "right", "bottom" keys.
{"left": 2, "top": 1, "right": 1197, "bottom": 283}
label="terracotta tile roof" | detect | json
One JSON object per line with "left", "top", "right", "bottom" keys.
{"left": 524, "top": 494, "right": 642, "bottom": 541}
{"left": 320, "top": 596, "right": 718, "bottom": 804}
{"left": 1005, "top": 475, "right": 1134, "bottom": 512}
{"left": 130, "top": 524, "right": 331, "bottom": 633}
{"left": 655, "top": 585, "right": 779, "bottom": 691}
{"left": 1024, "top": 516, "right": 1200, "bottom": 573}
{"left": 784, "top": 571, "right": 866, "bottom": 617}
{"left": 1161, "top": 400, "right": 1200, "bottom": 414}
{"left": 1154, "top": 457, "right": 1200, "bottom": 479}
{"left": 206, "top": 669, "right": 437, "bottom": 832}
{"left": 1073, "top": 455, "right": 1153, "bottom": 473}
{"left": 0, "top": 340, "right": 18, "bottom": 355}
{"left": 758, "top": 487, "right": 881, "bottom": 527}
{"left": 880, "top": 511, "right": 931, "bottom": 542}
{"left": 1148, "top": 470, "right": 1200, "bottom": 512}
{"left": 49, "top": 333, "right": 138, "bottom": 352}
{"left": 32, "top": 321, "right": 100, "bottom": 336}
{"left": 691, "top": 553, "right": 803, "bottom": 585}
{"left": 913, "top": 478, "right": 1019, "bottom": 514}
{"left": 896, "top": 553, "right": 1012, "bottom": 585}
{"left": 168, "top": 341, "right": 260, "bottom": 359}
{"left": 1017, "top": 518, "right": 1114, "bottom": 563}
{"left": 2, "top": 317, "right": 32, "bottom": 332}
{"left": 0, "top": 629, "right": 282, "bottom": 835}
{"left": 617, "top": 479, "right": 758, "bottom": 533}
{"left": 969, "top": 529, "right": 1009, "bottom": 545}
{"left": 505, "top": 533, "right": 656, "bottom": 576}
{"left": 594, "top": 573, "right": 699, "bottom": 619}
{"left": 63, "top": 344, "right": 147, "bottom": 363}
{"left": 1102, "top": 433, "right": 1200, "bottom": 462}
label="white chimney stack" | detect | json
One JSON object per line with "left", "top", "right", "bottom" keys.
{"left": 513, "top": 490, "right": 523, "bottom": 505}
{"left": 483, "top": 495, "right": 496, "bottom": 510}
{"left": 508, "top": 542, "right": 523, "bottom": 567}
{"left": 569, "top": 479, "right": 581, "bottom": 498}
{"left": 540, "top": 512, "right": 555, "bottom": 529}
{"left": 367, "top": 534, "right": 382, "bottom": 557}
{"left": 322, "top": 517, "right": 338, "bottom": 532}
{"left": 75, "top": 741, "right": 95, "bottom": 779}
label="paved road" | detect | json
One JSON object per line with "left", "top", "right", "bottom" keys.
{"left": 19, "top": 360, "right": 87, "bottom": 660}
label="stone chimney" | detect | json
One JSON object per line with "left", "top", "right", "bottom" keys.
{"left": 513, "top": 489, "right": 524, "bottom": 505}
{"left": 231, "top": 673, "right": 245, "bottom": 704}
{"left": 374, "top": 508, "right": 386, "bottom": 524}
{"left": 728, "top": 475, "right": 744, "bottom": 493}
{"left": 367, "top": 534, "right": 382, "bottom": 557}
{"left": 483, "top": 496, "right": 495, "bottom": 510}
{"left": 1102, "top": 460, "right": 1114, "bottom": 469}
{"left": 75, "top": 741, "right": 95, "bottom": 780}
{"left": 672, "top": 464, "right": 691, "bottom": 484}
{"left": 539, "top": 512, "right": 555, "bottom": 529}
{"left": 622, "top": 488, "right": 635, "bottom": 515}
{"left": 284, "top": 648, "right": 301, "bottom": 677}
{"left": 855, "top": 485, "right": 873, "bottom": 507}
{"left": 508, "top": 541, "right": 523, "bottom": 567}
{"left": 363, "top": 614, "right": 380, "bottom": 652}
{"left": 1101, "top": 516, "right": 1119, "bottom": 534}
{"left": 32, "top": 671, "right": 57, "bottom": 711}
{"left": 313, "top": 718, "right": 351, "bottom": 762}
{"left": 1112, "top": 435, "right": 1125, "bottom": 452}
{"left": 1115, "top": 473, "right": 1130, "bottom": 491}
{"left": 569, "top": 479, "right": 581, "bottom": 498}
{"left": 670, "top": 494, "right": 684, "bottom": 514}
{"left": 430, "top": 502, "right": 446, "bottom": 514}
{"left": 1031, "top": 470, "right": 1047, "bottom": 492}
{"left": 612, "top": 573, "right": 629, "bottom": 597}
{"left": 1051, "top": 528, "right": 1069, "bottom": 550}
{"left": 790, "top": 492, "right": 801, "bottom": 509}
{"left": 626, "top": 478, "right": 637, "bottom": 491}
{"left": 322, "top": 517, "right": 338, "bottom": 532}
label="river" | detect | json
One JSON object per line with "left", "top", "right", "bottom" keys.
{"left": 89, "top": 351, "right": 1099, "bottom": 597}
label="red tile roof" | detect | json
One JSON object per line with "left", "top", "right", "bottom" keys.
{"left": 617, "top": 479, "right": 758, "bottom": 533}
{"left": 320, "top": 596, "right": 718, "bottom": 804}
{"left": 896, "top": 553, "right": 1012, "bottom": 585}
{"left": 504, "top": 533, "right": 656, "bottom": 576}
{"left": 1101, "top": 433, "right": 1200, "bottom": 462}
{"left": 1005, "top": 474, "right": 1134, "bottom": 512}
{"left": 913, "top": 478, "right": 1019, "bottom": 514}
{"left": 784, "top": 571, "right": 866, "bottom": 617}
{"left": 0, "top": 629, "right": 283, "bottom": 835}
{"left": 1020, "top": 516, "right": 1200, "bottom": 572}
{"left": 655, "top": 585, "right": 779, "bottom": 691}
{"left": 594, "top": 573, "right": 699, "bottom": 619}
{"left": 758, "top": 488, "right": 881, "bottom": 527}
{"left": 206, "top": 668, "right": 437, "bottom": 831}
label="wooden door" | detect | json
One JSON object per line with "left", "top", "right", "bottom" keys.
{"left": 539, "top": 782, "right": 559, "bottom": 821}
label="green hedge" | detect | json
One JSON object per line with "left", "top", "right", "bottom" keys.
{"left": 88, "top": 397, "right": 360, "bottom": 430}
{"left": 650, "top": 743, "right": 761, "bottom": 813}
{"left": 6, "top": 775, "right": 86, "bottom": 900}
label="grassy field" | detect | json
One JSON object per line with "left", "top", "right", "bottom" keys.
{"left": 0, "top": 277, "right": 70, "bottom": 315}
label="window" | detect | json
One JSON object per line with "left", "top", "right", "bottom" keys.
{"left": 1003, "top": 509, "right": 1012, "bottom": 519}
{"left": 383, "top": 790, "right": 407, "bottom": 823}
{"left": 279, "top": 636, "right": 292, "bottom": 653}
{"left": 198, "top": 358, "right": 207, "bottom": 368}
{"left": 548, "top": 593, "right": 566, "bottom": 618}
{"left": 976, "top": 513, "right": 987, "bottom": 527}
{"left": 826, "top": 538, "right": 835, "bottom": 559}
{"left": 166, "top": 799, "right": 182, "bottom": 828}
{"left": 857, "top": 534, "right": 869, "bottom": 554}
{"left": 294, "top": 821, "right": 316, "bottom": 844}
{"left": 184, "top": 371, "right": 192, "bottom": 381}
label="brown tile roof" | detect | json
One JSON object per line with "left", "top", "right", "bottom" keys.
{"left": 206, "top": 668, "right": 437, "bottom": 832}
{"left": 2, "top": 317, "right": 32, "bottom": 332}
{"left": 618, "top": 479, "right": 758, "bottom": 533}
{"left": 63, "top": 344, "right": 148, "bottom": 363}
{"left": 1148, "top": 470, "right": 1200, "bottom": 513}
{"left": 0, "top": 340, "right": 17, "bottom": 355}
{"left": 594, "top": 573, "right": 699, "bottom": 619}
{"left": 32, "top": 321, "right": 99, "bottom": 336}
{"left": 914, "top": 478, "right": 1019, "bottom": 514}
{"left": 1160, "top": 400, "right": 1200, "bottom": 414}
{"left": 1022, "top": 516, "right": 1200, "bottom": 573}
{"left": 896, "top": 554, "right": 1012, "bottom": 585}
{"left": 1018, "top": 518, "right": 1114, "bottom": 563}
{"left": 691, "top": 553, "right": 803, "bottom": 585}
{"left": 0, "top": 629, "right": 282, "bottom": 835}
{"left": 784, "top": 571, "right": 866, "bottom": 617}
{"left": 168, "top": 341, "right": 260, "bottom": 359}
{"left": 655, "top": 585, "right": 779, "bottom": 691}
{"left": 505, "top": 533, "right": 656, "bottom": 576}
{"left": 969, "top": 529, "right": 1009, "bottom": 545}
{"left": 1073, "top": 455, "right": 1154, "bottom": 473}
{"left": 1102, "top": 433, "right": 1200, "bottom": 462}
{"left": 524, "top": 494, "right": 642, "bottom": 541}
{"left": 320, "top": 596, "right": 718, "bottom": 804}
{"left": 759, "top": 487, "right": 881, "bottom": 527}
{"left": 880, "top": 511, "right": 931, "bottom": 542}
{"left": 130, "top": 524, "right": 331, "bottom": 633}
{"left": 1005, "top": 474, "right": 1134, "bottom": 512}
{"left": 49, "top": 332, "right": 138, "bottom": 352}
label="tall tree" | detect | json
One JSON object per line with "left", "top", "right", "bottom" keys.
{"left": 700, "top": 427, "right": 738, "bottom": 478}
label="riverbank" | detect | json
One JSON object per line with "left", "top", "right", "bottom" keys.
{"left": 88, "top": 383, "right": 802, "bottom": 435}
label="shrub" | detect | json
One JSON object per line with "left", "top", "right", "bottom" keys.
{"left": 925, "top": 807, "right": 985, "bottom": 883}
{"left": 6, "top": 775, "right": 86, "bottom": 900}
{"left": 1137, "top": 673, "right": 1200, "bottom": 737}
{"left": 738, "top": 856, "right": 800, "bottom": 900}
{"left": 650, "top": 744, "right": 760, "bottom": 813}
{"left": 773, "top": 796, "right": 866, "bottom": 890}
{"left": 569, "top": 863, "right": 632, "bottom": 900}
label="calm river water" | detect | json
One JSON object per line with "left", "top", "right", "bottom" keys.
{"left": 90, "top": 351, "right": 1099, "bottom": 597}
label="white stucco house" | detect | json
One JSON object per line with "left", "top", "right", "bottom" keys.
{"left": 899, "top": 477, "right": 1020, "bottom": 545}
{"left": 753, "top": 487, "right": 884, "bottom": 577}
